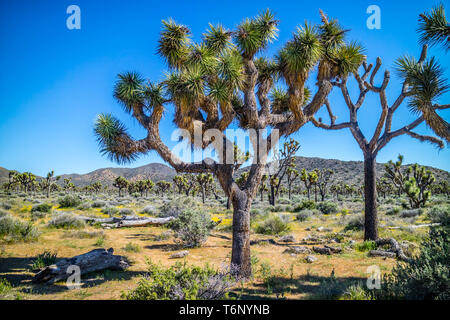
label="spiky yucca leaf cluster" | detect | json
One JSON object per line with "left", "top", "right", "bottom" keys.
{"left": 418, "top": 3, "right": 450, "bottom": 51}
{"left": 270, "top": 86, "right": 311, "bottom": 113}
{"left": 396, "top": 56, "right": 449, "bottom": 141}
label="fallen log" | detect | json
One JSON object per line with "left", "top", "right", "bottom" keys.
{"left": 369, "top": 238, "right": 412, "bottom": 262}
{"left": 32, "top": 248, "right": 129, "bottom": 284}
{"left": 102, "top": 216, "right": 175, "bottom": 229}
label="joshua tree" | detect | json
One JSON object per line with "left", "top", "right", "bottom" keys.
{"left": 404, "top": 163, "right": 435, "bottom": 208}
{"left": 156, "top": 180, "right": 171, "bottom": 195}
{"left": 173, "top": 175, "right": 188, "bottom": 194}
{"left": 285, "top": 163, "right": 299, "bottom": 199}
{"left": 376, "top": 177, "right": 393, "bottom": 199}
{"left": 14, "top": 172, "right": 36, "bottom": 193}
{"left": 316, "top": 168, "right": 333, "bottom": 201}
{"left": 300, "top": 168, "right": 318, "bottom": 200}
{"left": 196, "top": 173, "right": 214, "bottom": 203}
{"left": 113, "top": 176, "right": 129, "bottom": 197}
{"left": 266, "top": 138, "right": 300, "bottom": 205}
{"left": 418, "top": 4, "right": 450, "bottom": 51}
{"left": 312, "top": 8, "right": 448, "bottom": 240}
{"left": 63, "top": 178, "right": 75, "bottom": 193}
{"left": 91, "top": 181, "right": 102, "bottom": 194}
{"left": 6, "top": 170, "right": 19, "bottom": 192}
{"left": 384, "top": 155, "right": 407, "bottom": 196}
{"left": 259, "top": 174, "right": 268, "bottom": 201}
{"left": 136, "top": 179, "right": 151, "bottom": 197}
{"left": 93, "top": 10, "right": 365, "bottom": 277}
{"left": 43, "top": 171, "right": 61, "bottom": 198}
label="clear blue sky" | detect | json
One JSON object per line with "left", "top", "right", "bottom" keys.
{"left": 0, "top": 0, "right": 448, "bottom": 176}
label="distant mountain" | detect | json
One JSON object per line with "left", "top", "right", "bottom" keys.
{"left": 0, "top": 157, "right": 449, "bottom": 187}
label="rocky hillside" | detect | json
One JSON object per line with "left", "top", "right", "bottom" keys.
{"left": 1, "top": 157, "right": 449, "bottom": 187}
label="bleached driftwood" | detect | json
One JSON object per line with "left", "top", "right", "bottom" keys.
{"left": 32, "top": 248, "right": 129, "bottom": 284}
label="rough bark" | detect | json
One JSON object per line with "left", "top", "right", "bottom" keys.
{"left": 364, "top": 154, "right": 378, "bottom": 241}
{"left": 32, "top": 248, "right": 129, "bottom": 284}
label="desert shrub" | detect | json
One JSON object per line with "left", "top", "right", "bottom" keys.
{"left": 296, "top": 209, "right": 314, "bottom": 222}
{"left": 123, "top": 260, "right": 234, "bottom": 300}
{"left": 386, "top": 207, "right": 401, "bottom": 216}
{"left": 91, "top": 200, "right": 106, "bottom": 208}
{"left": 342, "top": 283, "right": 373, "bottom": 300}
{"left": 355, "top": 241, "right": 377, "bottom": 252}
{"left": 122, "top": 242, "right": 142, "bottom": 253}
{"left": 0, "top": 215, "right": 40, "bottom": 242}
{"left": 313, "top": 271, "right": 353, "bottom": 300}
{"left": 31, "top": 203, "right": 52, "bottom": 213}
{"left": 293, "top": 200, "right": 316, "bottom": 212}
{"left": 317, "top": 202, "right": 339, "bottom": 215}
{"left": 48, "top": 213, "right": 85, "bottom": 229}
{"left": 272, "top": 205, "right": 285, "bottom": 212}
{"left": 254, "top": 214, "right": 291, "bottom": 235}
{"left": 58, "top": 195, "right": 81, "bottom": 208}
{"left": 119, "top": 208, "right": 134, "bottom": 216}
{"left": 77, "top": 202, "right": 91, "bottom": 211}
{"left": 344, "top": 214, "right": 364, "bottom": 232}
{"left": 141, "top": 205, "right": 155, "bottom": 214}
{"left": 0, "top": 210, "right": 9, "bottom": 218}
{"left": 30, "top": 251, "right": 57, "bottom": 270}
{"left": 250, "top": 208, "right": 263, "bottom": 217}
{"left": 63, "top": 230, "right": 104, "bottom": 239}
{"left": 400, "top": 208, "right": 423, "bottom": 218}
{"left": 101, "top": 206, "right": 119, "bottom": 216}
{"left": 94, "top": 235, "right": 106, "bottom": 246}
{"left": 375, "top": 221, "right": 449, "bottom": 300}
{"left": 427, "top": 205, "right": 449, "bottom": 224}
{"left": 170, "top": 209, "right": 214, "bottom": 248}
{"left": 159, "top": 197, "right": 201, "bottom": 218}
{"left": 1, "top": 203, "right": 12, "bottom": 210}
{"left": 30, "top": 210, "right": 48, "bottom": 221}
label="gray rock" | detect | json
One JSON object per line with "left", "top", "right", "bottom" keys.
{"left": 170, "top": 250, "right": 189, "bottom": 259}
{"left": 283, "top": 246, "right": 311, "bottom": 255}
{"left": 279, "top": 235, "right": 295, "bottom": 242}
{"left": 305, "top": 255, "right": 317, "bottom": 263}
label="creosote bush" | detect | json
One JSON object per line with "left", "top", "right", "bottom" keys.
{"left": 58, "top": 195, "right": 81, "bottom": 208}
{"left": 317, "top": 201, "right": 339, "bottom": 215}
{"left": 254, "top": 214, "right": 291, "bottom": 235}
{"left": 123, "top": 260, "right": 234, "bottom": 300}
{"left": 170, "top": 209, "right": 215, "bottom": 248}
{"left": 48, "top": 212, "right": 85, "bottom": 229}
{"left": 159, "top": 197, "right": 201, "bottom": 218}
{"left": 31, "top": 203, "right": 52, "bottom": 213}
{"left": 294, "top": 200, "right": 316, "bottom": 212}
{"left": 344, "top": 214, "right": 364, "bottom": 232}
{"left": 0, "top": 214, "right": 40, "bottom": 242}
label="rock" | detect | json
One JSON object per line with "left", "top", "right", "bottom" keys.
{"left": 283, "top": 246, "right": 311, "bottom": 255}
{"left": 317, "top": 226, "right": 332, "bottom": 232}
{"left": 169, "top": 250, "right": 189, "bottom": 259}
{"left": 368, "top": 250, "right": 396, "bottom": 259}
{"left": 313, "top": 245, "right": 342, "bottom": 255}
{"left": 305, "top": 255, "right": 317, "bottom": 263}
{"left": 279, "top": 235, "right": 295, "bottom": 242}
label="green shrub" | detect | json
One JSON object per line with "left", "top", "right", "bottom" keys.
{"left": 0, "top": 278, "right": 12, "bottom": 296}
{"left": 254, "top": 214, "right": 291, "bottom": 235}
{"left": 375, "top": 221, "right": 450, "bottom": 300}
{"left": 386, "top": 207, "right": 401, "bottom": 215}
{"left": 427, "top": 205, "right": 449, "bottom": 224}
{"left": 296, "top": 209, "right": 314, "bottom": 222}
{"left": 30, "top": 251, "right": 57, "bottom": 270}
{"left": 317, "top": 202, "right": 339, "bottom": 214}
{"left": 123, "top": 260, "right": 234, "bottom": 300}
{"left": 91, "top": 200, "right": 106, "bottom": 208}
{"left": 342, "top": 283, "right": 373, "bottom": 300}
{"left": 355, "top": 241, "right": 377, "bottom": 252}
{"left": 101, "top": 206, "right": 119, "bottom": 216}
{"left": 400, "top": 208, "right": 423, "bottom": 218}
{"left": 294, "top": 200, "right": 316, "bottom": 212}
{"left": 159, "top": 197, "right": 201, "bottom": 218}
{"left": 48, "top": 213, "right": 85, "bottom": 229}
{"left": 170, "top": 209, "right": 214, "bottom": 248}
{"left": 344, "top": 214, "right": 364, "bottom": 232}
{"left": 0, "top": 215, "right": 40, "bottom": 242}
{"left": 31, "top": 203, "right": 52, "bottom": 213}
{"left": 122, "top": 242, "right": 141, "bottom": 253}
{"left": 58, "top": 195, "right": 81, "bottom": 208}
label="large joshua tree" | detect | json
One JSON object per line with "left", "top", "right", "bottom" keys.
{"left": 312, "top": 11, "right": 449, "bottom": 240}
{"left": 94, "top": 10, "right": 364, "bottom": 277}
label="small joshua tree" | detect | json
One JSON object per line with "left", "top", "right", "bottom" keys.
{"left": 404, "top": 163, "right": 435, "bottom": 208}
{"left": 316, "top": 168, "right": 333, "bottom": 201}
{"left": 113, "top": 176, "right": 129, "bottom": 197}
{"left": 42, "top": 171, "right": 61, "bottom": 198}
{"left": 196, "top": 173, "right": 214, "bottom": 203}
{"left": 173, "top": 175, "right": 188, "bottom": 195}
{"left": 384, "top": 155, "right": 407, "bottom": 196}
{"left": 300, "top": 168, "right": 318, "bottom": 201}
{"left": 91, "top": 181, "right": 102, "bottom": 194}
{"left": 156, "top": 180, "right": 172, "bottom": 195}
{"left": 285, "top": 163, "right": 299, "bottom": 200}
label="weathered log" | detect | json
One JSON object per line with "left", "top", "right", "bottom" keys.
{"left": 374, "top": 238, "right": 412, "bottom": 262}
{"left": 102, "top": 216, "right": 175, "bottom": 229}
{"left": 32, "top": 248, "right": 129, "bottom": 284}
{"left": 78, "top": 215, "right": 150, "bottom": 224}
{"left": 368, "top": 250, "right": 396, "bottom": 259}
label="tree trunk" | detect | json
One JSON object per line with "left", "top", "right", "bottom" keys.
{"left": 201, "top": 187, "right": 205, "bottom": 204}
{"left": 364, "top": 154, "right": 378, "bottom": 241}
{"left": 230, "top": 192, "right": 251, "bottom": 279}
{"left": 270, "top": 185, "right": 275, "bottom": 206}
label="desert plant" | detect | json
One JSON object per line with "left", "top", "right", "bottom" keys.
{"left": 344, "top": 214, "right": 364, "bottom": 231}
{"left": 0, "top": 215, "right": 40, "bottom": 242}
{"left": 31, "top": 203, "right": 52, "bottom": 213}
{"left": 254, "top": 214, "right": 291, "bottom": 235}
{"left": 317, "top": 201, "right": 338, "bottom": 214}
{"left": 48, "top": 212, "right": 85, "bottom": 229}
{"left": 30, "top": 251, "right": 57, "bottom": 270}
{"left": 170, "top": 209, "right": 215, "bottom": 248}
{"left": 58, "top": 195, "right": 81, "bottom": 208}
{"left": 123, "top": 260, "right": 234, "bottom": 300}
